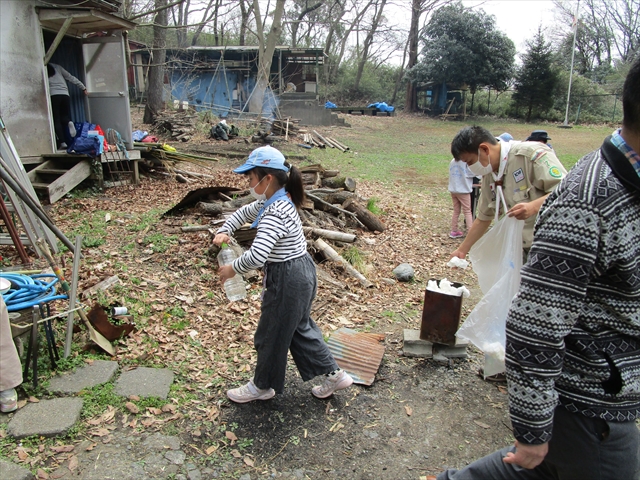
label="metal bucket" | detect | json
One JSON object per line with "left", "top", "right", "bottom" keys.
{"left": 420, "top": 279, "right": 464, "bottom": 346}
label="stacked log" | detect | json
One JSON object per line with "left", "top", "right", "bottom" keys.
{"left": 151, "top": 111, "right": 197, "bottom": 142}
{"left": 177, "top": 164, "right": 382, "bottom": 288}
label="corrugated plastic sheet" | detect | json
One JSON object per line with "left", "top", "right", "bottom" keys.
{"left": 327, "top": 328, "right": 385, "bottom": 386}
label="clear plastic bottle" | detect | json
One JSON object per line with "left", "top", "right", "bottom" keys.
{"left": 217, "top": 243, "right": 247, "bottom": 301}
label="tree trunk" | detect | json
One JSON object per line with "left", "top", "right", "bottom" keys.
{"left": 354, "top": 0, "right": 387, "bottom": 92}
{"left": 404, "top": 0, "right": 421, "bottom": 112}
{"left": 143, "top": 0, "right": 168, "bottom": 124}
{"left": 248, "top": 0, "right": 286, "bottom": 115}
{"left": 239, "top": 0, "right": 249, "bottom": 46}
{"left": 343, "top": 198, "right": 385, "bottom": 232}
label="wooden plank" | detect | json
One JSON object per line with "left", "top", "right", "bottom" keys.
{"left": 47, "top": 159, "right": 91, "bottom": 204}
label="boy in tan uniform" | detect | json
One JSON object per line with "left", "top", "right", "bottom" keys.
{"left": 449, "top": 126, "right": 567, "bottom": 260}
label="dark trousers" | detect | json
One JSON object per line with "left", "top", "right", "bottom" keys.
{"left": 253, "top": 254, "right": 338, "bottom": 393}
{"left": 437, "top": 405, "right": 640, "bottom": 480}
{"left": 51, "top": 94, "right": 71, "bottom": 148}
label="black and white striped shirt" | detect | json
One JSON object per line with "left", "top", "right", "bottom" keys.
{"left": 216, "top": 199, "right": 307, "bottom": 274}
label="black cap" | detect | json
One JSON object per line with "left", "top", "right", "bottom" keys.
{"left": 526, "top": 130, "right": 551, "bottom": 141}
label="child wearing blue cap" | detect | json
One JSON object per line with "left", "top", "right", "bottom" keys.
{"left": 213, "top": 146, "right": 353, "bottom": 403}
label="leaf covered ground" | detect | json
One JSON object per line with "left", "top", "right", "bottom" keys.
{"left": 0, "top": 113, "right": 610, "bottom": 478}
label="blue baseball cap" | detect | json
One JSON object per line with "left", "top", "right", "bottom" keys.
{"left": 498, "top": 132, "right": 513, "bottom": 141}
{"left": 233, "top": 146, "right": 290, "bottom": 173}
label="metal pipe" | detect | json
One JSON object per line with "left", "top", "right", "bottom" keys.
{"left": 0, "top": 162, "right": 75, "bottom": 253}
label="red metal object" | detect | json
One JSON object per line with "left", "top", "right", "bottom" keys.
{"left": 0, "top": 194, "right": 30, "bottom": 263}
{"left": 327, "top": 328, "right": 385, "bottom": 386}
{"left": 420, "top": 279, "right": 464, "bottom": 346}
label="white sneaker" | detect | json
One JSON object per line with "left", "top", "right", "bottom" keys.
{"left": 68, "top": 121, "right": 76, "bottom": 138}
{"left": 312, "top": 369, "right": 353, "bottom": 399}
{"left": 227, "top": 380, "right": 275, "bottom": 403}
{"left": 0, "top": 388, "right": 18, "bottom": 413}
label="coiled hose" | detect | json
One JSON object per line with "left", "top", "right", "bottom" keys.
{"left": 0, "top": 273, "right": 68, "bottom": 312}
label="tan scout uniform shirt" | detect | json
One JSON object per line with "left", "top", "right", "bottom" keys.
{"left": 476, "top": 141, "right": 567, "bottom": 249}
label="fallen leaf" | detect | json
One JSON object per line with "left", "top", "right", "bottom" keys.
{"left": 51, "top": 445, "right": 75, "bottom": 453}
{"left": 230, "top": 449, "right": 242, "bottom": 458}
{"left": 162, "top": 404, "right": 177, "bottom": 414}
{"left": 205, "top": 445, "right": 218, "bottom": 455}
{"left": 85, "top": 443, "right": 97, "bottom": 451}
{"left": 147, "top": 407, "right": 162, "bottom": 415}
{"left": 89, "top": 428, "right": 110, "bottom": 437}
{"left": 37, "top": 468, "right": 49, "bottom": 479}
{"left": 125, "top": 402, "right": 139, "bottom": 414}
{"left": 243, "top": 456, "right": 254, "bottom": 466}
{"left": 473, "top": 420, "right": 491, "bottom": 429}
{"left": 225, "top": 431, "right": 237, "bottom": 444}
{"left": 404, "top": 405, "right": 413, "bottom": 416}
{"left": 17, "top": 448, "right": 29, "bottom": 461}
{"left": 28, "top": 396, "right": 40, "bottom": 403}
{"left": 129, "top": 395, "right": 140, "bottom": 401}
{"left": 67, "top": 455, "right": 78, "bottom": 471}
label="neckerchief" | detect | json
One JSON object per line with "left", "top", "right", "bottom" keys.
{"left": 250, "top": 187, "right": 293, "bottom": 228}
{"left": 610, "top": 129, "right": 640, "bottom": 178}
{"left": 491, "top": 139, "right": 512, "bottom": 221}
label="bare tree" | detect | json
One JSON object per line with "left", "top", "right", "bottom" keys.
{"left": 353, "top": 0, "right": 387, "bottom": 91}
{"left": 404, "top": 0, "right": 449, "bottom": 112}
{"left": 287, "top": 0, "right": 325, "bottom": 47}
{"left": 248, "top": 0, "right": 287, "bottom": 114}
{"left": 143, "top": 0, "right": 168, "bottom": 124}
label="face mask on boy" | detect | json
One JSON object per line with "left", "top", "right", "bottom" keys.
{"left": 468, "top": 149, "right": 493, "bottom": 176}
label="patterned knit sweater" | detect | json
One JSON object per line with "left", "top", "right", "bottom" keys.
{"left": 506, "top": 136, "right": 640, "bottom": 445}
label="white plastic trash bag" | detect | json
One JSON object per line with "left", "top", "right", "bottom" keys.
{"left": 456, "top": 216, "right": 524, "bottom": 377}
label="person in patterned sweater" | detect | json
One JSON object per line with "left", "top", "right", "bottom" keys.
{"left": 434, "top": 56, "right": 640, "bottom": 480}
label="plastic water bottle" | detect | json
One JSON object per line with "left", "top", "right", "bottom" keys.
{"left": 217, "top": 243, "right": 247, "bottom": 301}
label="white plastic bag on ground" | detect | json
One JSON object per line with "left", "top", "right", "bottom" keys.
{"left": 456, "top": 216, "right": 524, "bottom": 377}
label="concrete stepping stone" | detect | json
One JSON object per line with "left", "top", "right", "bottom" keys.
{"left": 114, "top": 367, "right": 174, "bottom": 399}
{"left": 48, "top": 360, "right": 118, "bottom": 394}
{"left": 0, "top": 459, "right": 34, "bottom": 480}
{"left": 7, "top": 398, "right": 83, "bottom": 439}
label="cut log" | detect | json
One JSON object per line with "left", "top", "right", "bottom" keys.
{"left": 314, "top": 238, "right": 373, "bottom": 288}
{"left": 323, "top": 170, "right": 340, "bottom": 178}
{"left": 343, "top": 198, "right": 385, "bottom": 232}
{"left": 196, "top": 202, "right": 224, "bottom": 216}
{"left": 303, "top": 227, "right": 356, "bottom": 243}
{"left": 321, "top": 176, "right": 356, "bottom": 191}
{"left": 319, "top": 191, "right": 356, "bottom": 205}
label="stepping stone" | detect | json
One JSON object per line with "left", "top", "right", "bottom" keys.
{"left": 114, "top": 367, "right": 174, "bottom": 399}
{"left": 7, "top": 398, "right": 83, "bottom": 439}
{"left": 49, "top": 360, "right": 119, "bottom": 394}
{"left": 0, "top": 459, "right": 34, "bottom": 480}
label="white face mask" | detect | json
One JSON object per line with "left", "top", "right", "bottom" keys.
{"left": 249, "top": 176, "right": 269, "bottom": 201}
{"left": 467, "top": 149, "right": 493, "bottom": 176}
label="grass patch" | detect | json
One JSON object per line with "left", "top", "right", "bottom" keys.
{"left": 341, "top": 245, "right": 366, "bottom": 272}
{"left": 366, "top": 197, "right": 382, "bottom": 214}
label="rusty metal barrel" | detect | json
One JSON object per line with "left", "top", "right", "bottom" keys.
{"left": 420, "top": 279, "right": 464, "bottom": 346}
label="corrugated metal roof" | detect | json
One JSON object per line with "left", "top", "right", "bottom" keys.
{"left": 327, "top": 328, "right": 385, "bottom": 386}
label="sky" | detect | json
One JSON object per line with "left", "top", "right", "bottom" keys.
{"left": 463, "top": 0, "right": 562, "bottom": 52}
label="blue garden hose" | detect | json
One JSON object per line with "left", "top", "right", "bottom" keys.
{"left": 0, "top": 273, "right": 68, "bottom": 312}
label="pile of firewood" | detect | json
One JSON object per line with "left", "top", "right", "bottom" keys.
{"left": 175, "top": 164, "right": 384, "bottom": 287}
{"left": 151, "top": 111, "right": 196, "bottom": 142}
{"left": 300, "top": 130, "right": 350, "bottom": 151}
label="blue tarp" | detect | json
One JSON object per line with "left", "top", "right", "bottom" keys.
{"left": 325, "top": 101, "right": 337, "bottom": 109}
{"left": 367, "top": 102, "right": 395, "bottom": 112}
